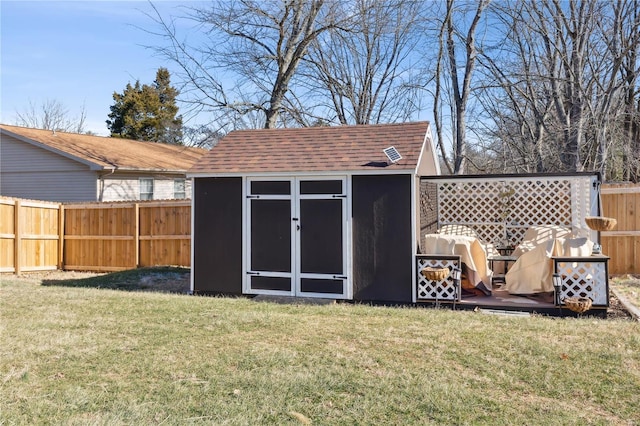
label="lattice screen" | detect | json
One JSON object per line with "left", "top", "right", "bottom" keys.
{"left": 555, "top": 259, "right": 608, "bottom": 306}
{"left": 420, "top": 181, "right": 438, "bottom": 237}
{"left": 421, "top": 175, "right": 598, "bottom": 249}
{"left": 416, "top": 256, "right": 461, "bottom": 301}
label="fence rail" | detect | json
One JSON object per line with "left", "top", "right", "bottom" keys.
{"left": 1, "top": 183, "right": 638, "bottom": 274}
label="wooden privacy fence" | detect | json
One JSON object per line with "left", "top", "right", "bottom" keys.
{"left": 601, "top": 183, "right": 640, "bottom": 274}
{"left": 1, "top": 197, "right": 190, "bottom": 273}
{"left": 63, "top": 201, "right": 191, "bottom": 271}
{"left": 0, "top": 197, "right": 63, "bottom": 273}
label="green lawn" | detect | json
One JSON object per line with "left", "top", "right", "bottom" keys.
{"left": 1, "top": 273, "right": 639, "bottom": 425}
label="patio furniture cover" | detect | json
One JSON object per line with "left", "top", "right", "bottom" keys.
{"left": 504, "top": 237, "right": 593, "bottom": 294}
{"left": 423, "top": 234, "right": 493, "bottom": 293}
{"left": 438, "top": 224, "right": 500, "bottom": 258}
{"left": 511, "top": 225, "right": 571, "bottom": 257}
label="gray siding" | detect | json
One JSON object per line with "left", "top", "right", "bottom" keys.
{"left": 1, "top": 133, "right": 194, "bottom": 202}
{"left": 1, "top": 133, "right": 97, "bottom": 201}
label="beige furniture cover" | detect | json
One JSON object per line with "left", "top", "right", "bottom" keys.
{"left": 511, "top": 225, "right": 571, "bottom": 257}
{"left": 505, "top": 237, "right": 593, "bottom": 294}
{"left": 437, "top": 224, "right": 499, "bottom": 258}
{"left": 423, "top": 234, "right": 493, "bottom": 292}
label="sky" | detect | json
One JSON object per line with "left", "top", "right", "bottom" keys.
{"left": 1, "top": 1, "right": 200, "bottom": 136}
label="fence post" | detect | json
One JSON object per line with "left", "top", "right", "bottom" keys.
{"left": 14, "top": 200, "right": 21, "bottom": 274}
{"left": 58, "top": 204, "right": 65, "bottom": 270}
{"left": 134, "top": 203, "right": 140, "bottom": 268}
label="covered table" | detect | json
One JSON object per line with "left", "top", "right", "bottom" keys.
{"left": 423, "top": 234, "right": 493, "bottom": 294}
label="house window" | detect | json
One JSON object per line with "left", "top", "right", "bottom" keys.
{"left": 140, "top": 178, "right": 154, "bottom": 200}
{"left": 174, "top": 179, "right": 186, "bottom": 199}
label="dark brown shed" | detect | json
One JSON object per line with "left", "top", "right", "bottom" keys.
{"left": 188, "top": 122, "right": 440, "bottom": 303}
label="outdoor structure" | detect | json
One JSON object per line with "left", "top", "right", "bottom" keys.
{"left": 188, "top": 122, "right": 440, "bottom": 302}
{"left": 0, "top": 124, "right": 206, "bottom": 202}
{"left": 418, "top": 173, "right": 609, "bottom": 314}
{"left": 189, "top": 121, "right": 611, "bottom": 314}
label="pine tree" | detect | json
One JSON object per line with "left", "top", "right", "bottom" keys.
{"left": 106, "top": 68, "right": 183, "bottom": 144}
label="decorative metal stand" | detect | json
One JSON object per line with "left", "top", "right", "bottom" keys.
{"left": 552, "top": 256, "right": 610, "bottom": 311}
{"left": 416, "top": 255, "right": 462, "bottom": 305}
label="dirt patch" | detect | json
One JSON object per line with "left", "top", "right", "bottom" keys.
{"left": 3, "top": 268, "right": 190, "bottom": 294}
{"left": 606, "top": 293, "right": 634, "bottom": 320}
{"left": 137, "top": 271, "right": 190, "bottom": 293}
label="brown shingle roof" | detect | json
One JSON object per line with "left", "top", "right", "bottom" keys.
{"left": 0, "top": 124, "right": 206, "bottom": 172}
{"left": 189, "top": 122, "right": 432, "bottom": 174}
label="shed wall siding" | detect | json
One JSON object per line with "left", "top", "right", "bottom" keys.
{"left": 352, "top": 174, "right": 413, "bottom": 303}
{"left": 1, "top": 133, "right": 97, "bottom": 201}
{"left": 192, "top": 177, "right": 243, "bottom": 295}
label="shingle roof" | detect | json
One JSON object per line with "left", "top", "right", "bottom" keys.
{"left": 0, "top": 124, "right": 206, "bottom": 172}
{"left": 189, "top": 121, "right": 433, "bottom": 175}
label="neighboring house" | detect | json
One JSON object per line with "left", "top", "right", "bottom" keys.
{"left": 0, "top": 124, "right": 206, "bottom": 202}
{"left": 188, "top": 121, "right": 441, "bottom": 303}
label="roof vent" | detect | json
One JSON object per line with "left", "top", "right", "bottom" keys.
{"left": 383, "top": 146, "right": 402, "bottom": 164}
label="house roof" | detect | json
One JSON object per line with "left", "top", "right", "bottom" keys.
{"left": 0, "top": 124, "right": 206, "bottom": 173}
{"left": 189, "top": 121, "right": 439, "bottom": 175}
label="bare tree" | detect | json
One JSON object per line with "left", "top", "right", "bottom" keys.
{"left": 477, "top": 0, "right": 560, "bottom": 173}
{"left": 613, "top": 0, "right": 640, "bottom": 182}
{"left": 182, "top": 124, "right": 223, "bottom": 149}
{"left": 146, "top": 0, "right": 342, "bottom": 130}
{"left": 432, "top": 0, "right": 490, "bottom": 174}
{"left": 15, "top": 99, "right": 87, "bottom": 134}
{"left": 305, "top": 0, "right": 423, "bottom": 125}
{"left": 478, "top": 0, "right": 640, "bottom": 180}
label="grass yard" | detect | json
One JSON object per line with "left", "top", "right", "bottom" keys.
{"left": 1, "top": 270, "right": 639, "bottom": 425}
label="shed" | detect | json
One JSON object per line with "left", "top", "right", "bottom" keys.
{"left": 188, "top": 122, "right": 440, "bottom": 302}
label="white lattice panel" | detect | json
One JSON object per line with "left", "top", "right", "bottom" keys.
{"left": 556, "top": 260, "right": 608, "bottom": 306}
{"left": 476, "top": 224, "right": 507, "bottom": 247}
{"left": 416, "top": 257, "right": 460, "bottom": 301}
{"left": 505, "top": 226, "right": 528, "bottom": 247}
{"left": 431, "top": 176, "right": 594, "bottom": 249}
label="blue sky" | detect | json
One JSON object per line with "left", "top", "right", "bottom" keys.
{"left": 1, "top": 1, "right": 198, "bottom": 135}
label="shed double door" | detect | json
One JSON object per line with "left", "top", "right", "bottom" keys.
{"left": 246, "top": 177, "right": 349, "bottom": 299}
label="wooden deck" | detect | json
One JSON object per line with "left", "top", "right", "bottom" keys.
{"left": 419, "top": 287, "right": 607, "bottom": 317}
{"left": 458, "top": 288, "right": 555, "bottom": 311}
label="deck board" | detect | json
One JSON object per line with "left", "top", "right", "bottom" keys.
{"left": 457, "top": 288, "right": 555, "bottom": 309}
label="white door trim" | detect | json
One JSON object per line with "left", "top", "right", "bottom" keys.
{"left": 244, "top": 176, "right": 351, "bottom": 299}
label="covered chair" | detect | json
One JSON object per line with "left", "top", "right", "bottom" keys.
{"left": 505, "top": 237, "right": 593, "bottom": 294}
{"left": 424, "top": 233, "right": 493, "bottom": 295}
{"left": 511, "top": 225, "right": 571, "bottom": 257}
{"left": 438, "top": 224, "right": 479, "bottom": 238}
{"left": 438, "top": 224, "right": 500, "bottom": 258}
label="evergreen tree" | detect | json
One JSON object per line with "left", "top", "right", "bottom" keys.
{"left": 107, "top": 68, "right": 183, "bottom": 144}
